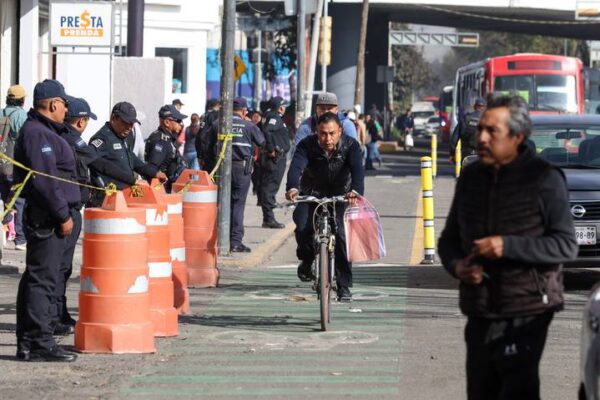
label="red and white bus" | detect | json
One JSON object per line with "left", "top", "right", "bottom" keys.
{"left": 452, "top": 54, "right": 584, "bottom": 130}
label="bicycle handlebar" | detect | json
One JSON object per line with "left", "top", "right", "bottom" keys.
{"left": 281, "top": 195, "right": 347, "bottom": 208}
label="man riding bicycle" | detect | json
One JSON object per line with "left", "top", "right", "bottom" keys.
{"left": 285, "top": 112, "right": 365, "bottom": 302}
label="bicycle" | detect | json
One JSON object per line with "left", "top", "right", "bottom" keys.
{"left": 286, "top": 195, "right": 347, "bottom": 331}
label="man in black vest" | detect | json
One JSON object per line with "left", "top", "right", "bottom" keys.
{"left": 438, "top": 93, "right": 577, "bottom": 399}
{"left": 259, "top": 96, "right": 291, "bottom": 228}
{"left": 450, "top": 97, "right": 486, "bottom": 163}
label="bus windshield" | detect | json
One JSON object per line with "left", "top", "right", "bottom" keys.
{"left": 494, "top": 75, "right": 577, "bottom": 113}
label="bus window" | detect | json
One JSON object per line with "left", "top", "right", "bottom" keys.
{"left": 536, "top": 75, "right": 577, "bottom": 113}
{"left": 494, "top": 75, "right": 534, "bottom": 106}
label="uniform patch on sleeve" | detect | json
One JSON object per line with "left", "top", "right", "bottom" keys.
{"left": 90, "top": 139, "right": 103, "bottom": 148}
{"left": 113, "top": 143, "right": 123, "bottom": 150}
{"left": 41, "top": 145, "right": 53, "bottom": 154}
{"left": 268, "top": 118, "right": 277, "bottom": 125}
{"left": 154, "top": 144, "right": 164, "bottom": 152}
{"left": 76, "top": 138, "right": 86, "bottom": 147}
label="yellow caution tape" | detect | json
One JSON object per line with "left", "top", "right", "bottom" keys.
{"left": 209, "top": 132, "right": 234, "bottom": 183}
{"left": 129, "top": 184, "right": 144, "bottom": 198}
{"left": 0, "top": 152, "right": 119, "bottom": 220}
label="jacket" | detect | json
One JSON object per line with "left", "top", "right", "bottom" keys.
{"left": 438, "top": 146, "right": 578, "bottom": 318}
{"left": 145, "top": 126, "right": 188, "bottom": 182}
{"left": 286, "top": 134, "right": 364, "bottom": 197}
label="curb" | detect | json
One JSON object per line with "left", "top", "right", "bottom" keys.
{"left": 218, "top": 222, "right": 295, "bottom": 268}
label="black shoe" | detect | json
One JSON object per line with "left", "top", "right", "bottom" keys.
{"left": 338, "top": 287, "right": 353, "bottom": 302}
{"left": 297, "top": 261, "right": 315, "bottom": 282}
{"left": 231, "top": 244, "right": 251, "bottom": 253}
{"left": 62, "top": 316, "right": 77, "bottom": 327}
{"left": 53, "top": 323, "right": 75, "bottom": 336}
{"left": 262, "top": 220, "right": 285, "bottom": 229}
{"left": 17, "top": 345, "right": 77, "bottom": 362}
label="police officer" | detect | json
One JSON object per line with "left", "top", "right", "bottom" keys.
{"left": 259, "top": 96, "right": 291, "bottom": 229}
{"left": 196, "top": 99, "right": 221, "bottom": 172}
{"left": 225, "top": 97, "right": 265, "bottom": 252}
{"left": 145, "top": 104, "right": 188, "bottom": 192}
{"left": 450, "top": 97, "right": 486, "bottom": 163}
{"left": 88, "top": 102, "right": 166, "bottom": 206}
{"left": 14, "top": 79, "right": 79, "bottom": 362}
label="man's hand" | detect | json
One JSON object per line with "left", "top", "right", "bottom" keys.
{"left": 455, "top": 259, "right": 484, "bottom": 285}
{"left": 449, "top": 155, "right": 455, "bottom": 163}
{"left": 346, "top": 191, "right": 359, "bottom": 206}
{"left": 286, "top": 189, "right": 299, "bottom": 202}
{"left": 59, "top": 216, "right": 74, "bottom": 237}
{"left": 269, "top": 151, "right": 277, "bottom": 158}
{"left": 155, "top": 171, "right": 168, "bottom": 183}
{"left": 473, "top": 236, "right": 504, "bottom": 259}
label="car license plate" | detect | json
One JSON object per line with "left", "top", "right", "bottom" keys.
{"left": 575, "top": 226, "right": 596, "bottom": 245}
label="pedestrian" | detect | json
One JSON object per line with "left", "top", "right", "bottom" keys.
{"left": 285, "top": 112, "right": 364, "bottom": 302}
{"left": 248, "top": 110, "right": 263, "bottom": 204}
{"left": 450, "top": 97, "right": 486, "bottom": 163}
{"left": 181, "top": 113, "right": 201, "bottom": 170}
{"left": 88, "top": 102, "right": 166, "bottom": 206}
{"left": 196, "top": 99, "right": 221, "bottom": 172}
{"left": 438, "top": 93, "right": 578, "bottom": 400}
{"left": 1, "top": 85, "right": 28, "bottom": 251}
{"left": 172, "top": 98, "right": 184, "bottom": 111}
{"left": 259, "top": 96, "right": 291, "bottom": 229}
{"left": 295, "top": 92, "right": 357, "bottom": 144}
{"left": 144, "top": 104, "right": 189, "bottom": 192}
{"left": 223, "top": 97, "right": 265, "bottom": 252}
{"left": 364, "top": 113, "right": 383, "bottom": 170}
{"left": 14, "top": 79, "right": 79, "bottom": 362}
{"left": 348, "top": 111, "right": 366, "bottom": 154}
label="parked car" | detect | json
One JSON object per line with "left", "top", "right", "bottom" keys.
{"left": 424, "top": 116, "right": 440, "bottom": 137}
{"left": 530, "top": 114, "right": 600, "bottom": 267}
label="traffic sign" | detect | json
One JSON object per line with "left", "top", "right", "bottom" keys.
{"left": 389, "top": 31, "right": 479, "bottom": 48}
{"left": 234, "top": 54, "right": 247, "bottom": 81}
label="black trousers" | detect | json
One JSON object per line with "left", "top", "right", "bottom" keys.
{"left": 16, "top": 205, "right": 67, "bottom": 351}
{"left": 53, "top": 209, "right": 82, "bottom": 324}
{"left": 259, "top": 156, "right": 286, "bottom": 223}
{"left": 465, "top": 312, "right": 554, "bottom": 400}
{"left": 292, "top": 202, "right": 352, "bottom": 287}
{"left": 230, "top": 162, "right": 251, "bottom": 248}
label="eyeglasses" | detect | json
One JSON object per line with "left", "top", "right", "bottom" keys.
{"left": 53, "top": 98, "right": 70, "bottom": 108}
{"left": 167, "top": 118, "right": 183, "bottom": 124}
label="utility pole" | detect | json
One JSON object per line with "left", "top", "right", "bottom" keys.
{"left": 254, "top": 32, "right": 262, "bottom": 110}
{"left": 353, "top": 0, "right": 369, "bottom": 112}
{"left": 127, "top": 0, "right": 145, "bottom": 57}
{"left": 217, "top": 0, "right": 236, "bottom": 256}
{"left": 296, "top": 0, "right": 306, "bottom": 127}
{"left": 321, "top": 0, "right": 329, "bottom": 92}
{"left": 305, "top": 0, "right": 324, "bottom": 114}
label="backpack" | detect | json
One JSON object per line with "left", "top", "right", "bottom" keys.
{"left": 0, "top": 109, "right": 19, "bottom": 176}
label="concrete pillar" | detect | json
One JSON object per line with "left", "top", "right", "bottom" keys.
{"left": 0, "top": 0, "right": 19, "bottom": 101}
{"left": 364, "top": 10, "right": 389, "bottom": 115}
{"left": 19, "top": 0, "right": 39, "bottom": 110}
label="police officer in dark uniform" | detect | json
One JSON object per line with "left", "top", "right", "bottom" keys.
{"left": 259, "top": 96, "right": 291, "bottom": 229}
{"left": 145, "top": 104, "right": 188, "bottom": 192}
{"left": 14, "top": 79, "right": 79, "bottom": 362}
{"left": 450, "top": 97, "right": 486, "bottom": 163}
{"left": 225, "top": 97, "right": 265, "bottom": 252}
{"left": 88, "top": 102, "right": 166, "bottom": 206}
{"left": 196, "top": 99, "right": 221, "bottom": 172}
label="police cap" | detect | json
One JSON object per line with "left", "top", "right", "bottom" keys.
{"left": 112, "top": 101, "right": 141, "bottom": 124}
{"left": 67, "top": 97, "right": 97, "bottom": 120}
{"left": 270, "top": 96, "right": 290, "bottom": 109}
{"left": 159, "top": 104, "right": 188, "bottom": 121}
{"left": 33, "top": 79, "right": 73, "bottom": 103}
{"left": 233, "top": 97, "right": 248, "bottom": 110}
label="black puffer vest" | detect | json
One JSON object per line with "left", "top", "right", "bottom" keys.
{"left": 456, "top": 146, "right": 563, "bottom": 318}
{"left": 299, "top": 135, "right": 353, "bottom": 197}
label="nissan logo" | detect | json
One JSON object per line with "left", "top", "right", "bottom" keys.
{"left": 571, "top": 205, "right": 587, "bottom": 218}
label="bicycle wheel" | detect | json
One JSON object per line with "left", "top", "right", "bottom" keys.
{"left": 319, "top": 241, "right": 330, "bottom": 331}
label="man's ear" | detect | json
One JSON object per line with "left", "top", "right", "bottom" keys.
{"left": 515, "top": 132, "right": 525, "bottom": 146}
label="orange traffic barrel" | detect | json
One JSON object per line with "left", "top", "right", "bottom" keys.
{"left": 165, "top": 190, "right": 190, "bottom": 315}
{"left": 123, "top": 182, "right": 178, "bottom": 337}
{"left": 173, "top": 170, "right": 219, "bottom": 288}
{"left": 75, "top": 192, "right": 155, "bottom": 353}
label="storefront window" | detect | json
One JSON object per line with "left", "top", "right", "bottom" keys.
{"left": 155, "top": 47, "right": 188, "bottom": 93}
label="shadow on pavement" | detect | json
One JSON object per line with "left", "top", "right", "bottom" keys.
{"left": 180, "top": 314, "right": 320, "bottom": 333}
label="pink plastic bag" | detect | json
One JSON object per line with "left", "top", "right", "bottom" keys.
{"left": 344, "top": 196, "right": 386, "bottom": 262}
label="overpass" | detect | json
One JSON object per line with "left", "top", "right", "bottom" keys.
{"left": 319, "top": 0, "right": 600, "bottom": 111}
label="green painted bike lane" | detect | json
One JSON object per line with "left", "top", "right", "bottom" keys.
{"left": 119, "top": 266, "right": 408, "bottom": 399}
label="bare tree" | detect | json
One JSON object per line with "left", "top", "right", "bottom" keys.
{"left": 353, "top": 0, "right": 369, "bottom": 111}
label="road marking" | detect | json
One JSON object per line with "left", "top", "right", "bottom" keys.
{"left": 409, "top": 187, "right": 424, "bottom": 265}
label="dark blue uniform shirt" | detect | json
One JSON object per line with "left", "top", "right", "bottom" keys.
{"left": 231, "top": 115, "right": 265, "bottom": 161}
{"left": 14, "top": 109, "right": 80, "bottom": 222}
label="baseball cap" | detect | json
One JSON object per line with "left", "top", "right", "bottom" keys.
{"left": 33, "top": 79, "right": 72, "bottom": 102}
{"left": 67, "top": 97, "right": 97, "bottom": 120}
{"left": 233, "top": 97, "right": 248, "bottom": 109}
{"left": 112, "top": 101, "right": 140, "bottom": 124}
{"left": 474, "top": 97, "right": 486, "bottom": 107}
{"left": 159, "top": 104, "right": 188, "bottom": 121}
{"left": 172, "top": 98, "right": 184, "bottom": 107}
{"left": 270, "top": 96, "right": 290, "bottom": 109}
{"left": 316, "top": 92, "right": 338, "bottom": 106}
{"left": 7, "top": 85, "right": 26, "bottom": 100}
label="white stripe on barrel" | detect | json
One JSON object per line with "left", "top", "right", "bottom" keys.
{"left": 170, "top": 247, "right": 186, "bottom": 262}
{"left": 183, "top": 190, "right": 218, "bottom": 203}
{"left": 84, "top": 218, "right": 146, "bottom": 235}
{"left": 146, "top": 208, "right": 169, "bottom": 226}
{"left": 167, "top": 202, "right": 182, "bottom": 215}
{"left": 148, "top": 262, "right": 172, "bottom": 278}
